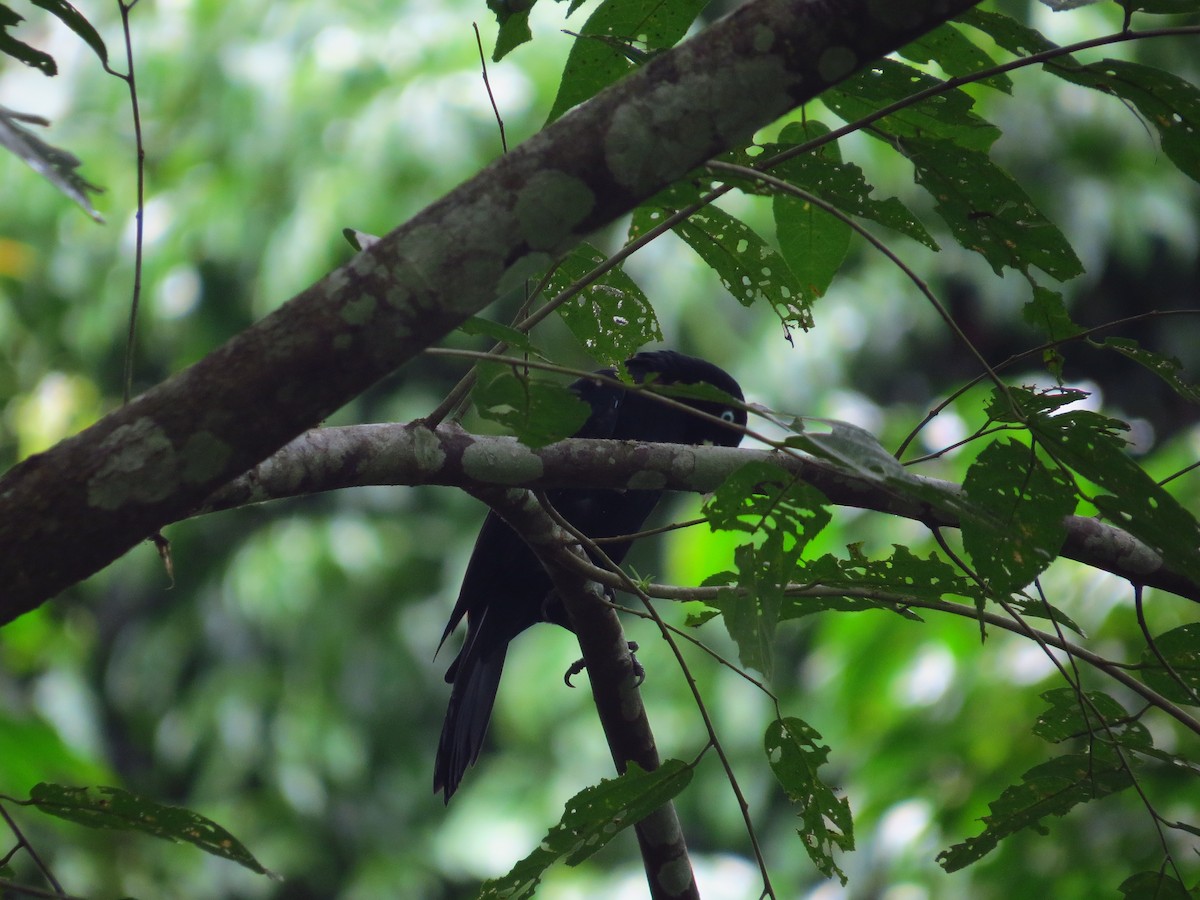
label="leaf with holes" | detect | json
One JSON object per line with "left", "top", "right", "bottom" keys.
{"left": 474, "top": 366, "right": 592, "bottom": 447}
{"left": 938, "top": 748, "right": 1133, "bottom": 872}
{"left": 961, "top": 439, "right": 1075, "bottom": 595}
{"left": 1033, "top": 689, "right": 1151, "bottom": 748}
{"left": 28, "top": 784, "right": 270, "bottom": 875}
{"left": 765, "top": 717, "right": 853, "bottom": 884}
{"left": 545, "top": 242, "right": 662, "bottom": 364}
{"left": 1139, "top": 624, "right": 1200, "bottom": 706}
{"left": 899, "top": 21, "right": 1012, "bottom": 93}
{"left": 632, "top": 202, "right": 813, "bottom": 329}
{"left": 902, "top": 138, "right": 1082, "bottom": 280}
{"left": 703, "top": 462, "right": 830, "bottom": 676}
{"left": 823, "top": 58, "right": 1001, "bottom": 151}
{"left": 478, "top": 760, "right": 693, "bottom": 899}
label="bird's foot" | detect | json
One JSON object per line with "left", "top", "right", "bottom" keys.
{"left": 564, "top": 641, "right": 645, "bottom": 687}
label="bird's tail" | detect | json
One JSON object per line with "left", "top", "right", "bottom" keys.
{"left": 434, "top": 645, "right": 506, "bottom": 803}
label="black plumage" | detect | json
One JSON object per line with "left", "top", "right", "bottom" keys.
{"left": 434, "top": 350, "right": 747, "bottom": 802}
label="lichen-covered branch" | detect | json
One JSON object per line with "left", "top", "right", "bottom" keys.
{"left": 191, "top": 423, "right": 1200, "bottom": 604}
{"left": 0, "top": 0, "right": 981, "bottom": 622}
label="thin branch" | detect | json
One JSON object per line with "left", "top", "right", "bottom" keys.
{"left": 472, "top": 23, "right": 507, "bottom": 155}
{"left": 0, "top": 802, "right": 64, "bottom": 896}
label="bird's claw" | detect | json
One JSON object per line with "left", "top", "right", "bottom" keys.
{"left": 563, "top": 641, "right": 644, "bottom": 687}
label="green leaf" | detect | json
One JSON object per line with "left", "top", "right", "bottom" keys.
{"left": 0, "top": 106, "right": 104, "bottom": 221}
{"left": 478, "top": 760, "right": 693, "bottom": 898}
{"left": 771, "top": 122, "right": 852, "bottom": 301}
{"left": 1027, "top": 410, "right": 1200, "bottom": 586}
{"left": 937, "top": 749, "right": 1133, "bottom": 872}
{"left": 1139, "top": 623, "right": 1200, "bottom": 706}
{"left": 702, "top": 462, "right": 831, "bottom": 677}
{"left": 0, "top": 3, "right": 55, "bottom": 74}
{"left": 765, "top": 717, "right": 854, "bottom": 885}
{"left": 27, "top": 784, "right": 270, "bottom": 875}
{"left": 986, "top": 385, "right": 1090, "bottom": 421}
{"left": 748, "top": 123, "right": 938, "bottom": 249}
{"left": 788, "top": 417, "right": 999, "bottom": 531}
{"left": 545, "top": 0, "right": 705, "bottom": 123}
{"left": 1051, "top": 60, "right": 1200, "bottom": 185}
{"left": 1033, "top": 689, "right": 1151, "bottom": 749}
{"left": 1095, "top": 336, "right": 1200, "bottom": 404}
{"left": 458, "top": 317, "right": 540, "bottom": 354}
{"left": 785, "top": 545, "right": 968, "bottom": 618}
{"left": 902, "top": 138, "right": 1083, "bottom": 280}
{"left": 898, "top": 22, "right": 1012, "bottom": 94}
{"left": 823, "top": 58, "right": 1001, "bottom": 152}
{"left": 956, "top": 8, "right": 1060, "bottom": 58}
{"left": 961, "top": 439, "right": 1076, "bottom": 595}
{"left": 473, "top": 366, "right": 592, "bottom": 447}
{"left": 545, "top": 241, "right": 662, "bottom": 364}
{"left": 1119, "top": 871, "right": 1192, "bottom": 900}
{"left": 1022, "top": 283, "right": 1079, "bottom": 379}
{"left": 490, "top": 4, "right": 533, "bottom": 62}
{"left": 30, "top": 0, "right": 107, "bottom": 66}
{"left": 632, "top": 202, "right": 813, "bottom": 329}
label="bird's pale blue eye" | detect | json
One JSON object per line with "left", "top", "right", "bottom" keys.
{"left": 720, "top": 409, "right": 736, "bottom": 422}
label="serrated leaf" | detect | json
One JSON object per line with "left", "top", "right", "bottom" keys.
{"left": 702, "top": 462, "right": 831, "bottom": 676}
{"left": 784, "top": 545, "right": 968, "bottom": 619}
{"left": 0, "top": 105, "right": 104, "bottom": 221}
{"left": 544, "top": 241, "right": 662, "bottom": 364}
{"left": 902, "top": 138, "right": 1083, "bottom": 280}
{"left": 1095, "top": 336, "right": 1200, "bottom": 404}
{"left": 937, "top": 749, "right": 1133, "bottom": 872}
{"left": 545, "top": 0, "right": 706, "bottom": 123}
{"left": 27, "top": 784, "right": 270, "bottom": 875}
{"left": 1033, "top": 689, "right": 1151, "bottom": 748}
{"left": 1119, "top": 871, "right": 1192, "bottom": 900}
{"left": 473, "top": 367, "right": 592, "bottom": 447}
{"left": 823, "top": 58, "right": 1001, "bottom": 152}
{"left": 478, "top": 760, "right": 693, "bottom": 899}
{"left": 961, "top": 439, "right": 1076, "bottom": 595}
{"left": 632, "top": 202, "right": 813, "bottom": 329}
{"left": 1139, "top": 623, "right": 1200, "bottom": 706}
{"left": 765, "top": 718, "right": 853, "bottom": 885}
{"left": 1028, "top": 410, "right": 1200, "bottom": 586}
{"left": 1052, "top": 59, "right": 1200, "bottom": 185}
{"left": 30, "top": 0, "right": 106, "bottom": 65}
{"left": 898, "top": 22, "right": 1012, "bottom": 94}
{"left": 985, "top": 385, "right": 1090, "bottom": 422}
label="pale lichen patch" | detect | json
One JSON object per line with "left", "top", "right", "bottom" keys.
{"left": 515, "top": 170, "right": 596, "bottom": 251}
{"left": 462, "top": 438, "right": 544, "bottom": 485}
{"left": 340, "top": 293, "right": 377, "bottom": 326}
{"left": 407, "top": 426, "right": 447, "bottom": 474}
{"left": 87, "top": 418, "right": 179, "bottom": 509}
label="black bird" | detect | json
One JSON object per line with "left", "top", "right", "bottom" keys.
{"left": 434, "top": 350, "right": 747, "bottom": 802}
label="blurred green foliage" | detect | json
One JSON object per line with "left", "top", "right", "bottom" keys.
{"left": 1, "top": 0, "right": 1199, "bottom": 898}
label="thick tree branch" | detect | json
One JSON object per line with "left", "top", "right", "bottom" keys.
{"left": 466, "top": 486, "right": 698, "bottom": 900}
{"left": 0, "top": 0, "right": 980, "bottom": 622}
{"left": 192, "top": 423, "right": 1200, "bottom": 604}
